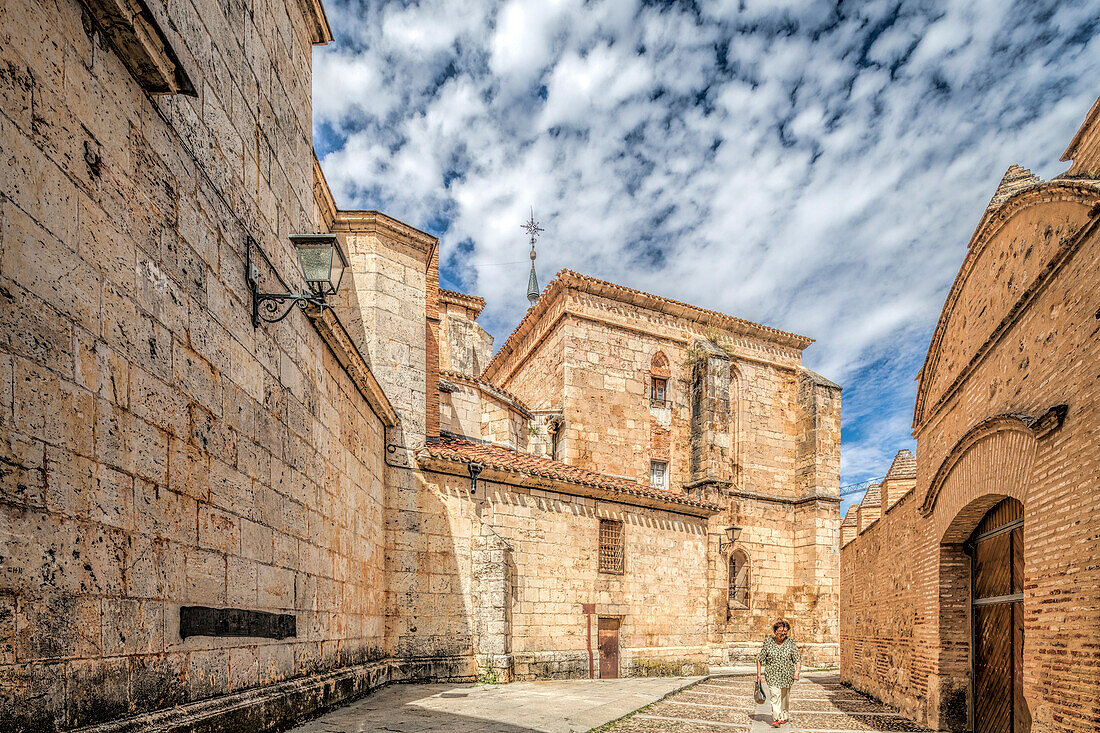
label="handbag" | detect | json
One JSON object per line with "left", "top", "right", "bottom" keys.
{"left": 754, "top": 679, "right": 766, "bottom": 704}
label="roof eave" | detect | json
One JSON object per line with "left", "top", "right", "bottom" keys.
{"left": 416, "top": 452, "right": 720, "bottom": 517}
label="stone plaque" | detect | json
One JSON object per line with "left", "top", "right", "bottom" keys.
{"left": 179, "top": 606, "right": 296, "bottom": 640}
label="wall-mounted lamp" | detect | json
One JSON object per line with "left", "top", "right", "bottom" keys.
{"left": 468, "top": 462, "right": 484, "bottom": 494}
{"left": 247, "top": 234, "right": 348, "bottom": 327}
{"left": 719, "top": 525, "right": 742, "bottom": 553}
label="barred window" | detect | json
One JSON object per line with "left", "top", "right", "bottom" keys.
{"left": 650, "top": 460, "right": 668, "bottom": 489}
{"left": 728, "top": 550, "right": 750, "bottom": 610}
{"left": 599, "top": 519, "right": 624, "bottom": 574}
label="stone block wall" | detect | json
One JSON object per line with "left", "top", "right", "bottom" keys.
{"left": 411, "top": 469, "right": 713, "bottom": 681}
{"left": 0, "top": 0, "right": 398, "bottom": 728}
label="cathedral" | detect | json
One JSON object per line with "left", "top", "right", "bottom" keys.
{"left": 0, "top": 0, "right": 840, "bottom": 728}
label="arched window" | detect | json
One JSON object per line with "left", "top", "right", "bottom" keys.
{"left": 728, "top": 550, "right": 749, "bottom": 611}
{"left": 650, "top": 352, "right": 670, "bottom": 405}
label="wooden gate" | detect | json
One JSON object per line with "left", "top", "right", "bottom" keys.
{"left": 970, "top": 498, "right": 1028, "bottom": 733}
{"left": 598, "top": 617, "right": 620, "bottom": 679}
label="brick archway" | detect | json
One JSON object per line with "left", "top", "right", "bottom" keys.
{"left": 927, "top": 420, "right": 1037, "bottom": 731}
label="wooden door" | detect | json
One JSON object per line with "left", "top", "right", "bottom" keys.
{"left": 598, "top": 617, "right": 620, "bottom": 679}
{"left": 971, "top": 499, "right": 1028, "bottom": 733}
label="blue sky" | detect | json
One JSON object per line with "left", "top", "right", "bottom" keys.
{"left": 312, "top": 0, "right": 1099, "bottom": 512}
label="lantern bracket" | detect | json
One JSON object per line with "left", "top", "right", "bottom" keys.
{"left": 246, "top": 236, "right": 331, "bottom": 328}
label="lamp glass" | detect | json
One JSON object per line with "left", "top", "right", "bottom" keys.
{"left": 726, "top": 525, "right": 742, "bottom": 542}
{"left": 291, "top": 234, "right": 347, "bottom": 296}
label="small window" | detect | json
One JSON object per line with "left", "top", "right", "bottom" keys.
{"left": 650, "top": 460, "right": 668, "bottom": 489}
{"left": 728, "top": 551, "right": 750, "bottom": 611}
{"left": 650, "top": 378, "right": 667, "bottom": 403}
{"left": 598, "top": 519, "right": 624, "bottom": 574}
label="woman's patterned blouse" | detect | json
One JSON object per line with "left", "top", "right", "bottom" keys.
{"left": 757, "top": 636, "right": 801, "bottom": 688}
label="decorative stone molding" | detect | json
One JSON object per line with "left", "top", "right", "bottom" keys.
{"left": 305, "top": 304, "right": 399, "bottom": 427}
{"left": 79, "top": 0, "right": 196, "bottom": 95}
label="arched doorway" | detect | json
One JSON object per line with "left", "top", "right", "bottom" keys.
{"left": 967, "top": 497, "right": 1028, "bottom": 733}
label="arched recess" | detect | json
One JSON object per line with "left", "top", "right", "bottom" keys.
{"left": 649, "top": 351, "right": 670, "bottom": 404}
{"left": 927, "top": 417, "right": 1037, "bottom": 732}
{"left": 728, "top": 363, "right": 743, "bottom": 489}
{"left": 921, "top": 415, "right": 1037, "bottom": 541}
{"left": 728, "top": 549, "right": 750, "bottom": 613}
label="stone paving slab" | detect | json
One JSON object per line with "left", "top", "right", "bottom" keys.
{"left": 595, "top": 673, "right": 932, "bottom": 733}
{"left": 287, "top": 676, "right": 704, "bottom": 733}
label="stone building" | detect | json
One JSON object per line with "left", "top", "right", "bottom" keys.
{"left": 840, "top": 98, "right": 1100, "bottom": 733}
{"left": 0, "top": 0, "right": 840, "bottom": 729}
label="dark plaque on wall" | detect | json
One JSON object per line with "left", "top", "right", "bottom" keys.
{"left": 180, "top": 606, "right": 297, "bottom": 640}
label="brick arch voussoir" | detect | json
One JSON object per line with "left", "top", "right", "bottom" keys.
{"left": 923, "top": 417, "right": 1037, "bottom": 544}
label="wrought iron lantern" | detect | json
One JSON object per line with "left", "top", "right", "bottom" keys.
{"left": 247, "top": 234, "right": 348, "bottom": 326}
{"left": 719, "top": 524, "right": 742, "bottom": 553}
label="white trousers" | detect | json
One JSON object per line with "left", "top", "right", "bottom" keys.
{"left": 768, "top": 683, "right": 790, "bottom": 720}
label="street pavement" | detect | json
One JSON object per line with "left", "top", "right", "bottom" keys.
{"left": 288, "top": 675, "right": 704, "bottom": 733}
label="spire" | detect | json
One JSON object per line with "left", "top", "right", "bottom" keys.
{"left": 521, "top": 208, "right": 544, "bottom": 305}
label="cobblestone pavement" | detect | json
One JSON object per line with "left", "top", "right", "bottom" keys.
{"left": 287, "top": 676, "right": 704, "bottom": 733}
{"left": 596, "top": 672, "right": 932, "bottom": 733}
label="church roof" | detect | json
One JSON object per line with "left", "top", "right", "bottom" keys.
{"left": 484, "top": 269, "right": 813, "bottom": 382}
{"left": 416, "top": 434, "right": 720, "bottom": 515}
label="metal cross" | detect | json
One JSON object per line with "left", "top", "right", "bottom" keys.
{"left": 521, "top": 208, "right": 544, "bottom": 246}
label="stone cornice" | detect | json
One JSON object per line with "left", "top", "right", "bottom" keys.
{"left": 305, "top": 305, "right": 399, "bottom": 427}
{"left": 294, "top": 0, "right": 333, "bottom": 45}
{"left": 484, "top": 271, "right": 809, "bottom": 385}
{"left": 311, "top": 155, "right": 437, "bottom": 265}
{"left": 439, "top": 370, "right": 532, "bottom": 418}
{"left": 439, "top": 289, "right": 486, "bottom": 318}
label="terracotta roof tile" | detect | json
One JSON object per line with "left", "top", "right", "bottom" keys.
{"left": 416, "top": 434, "right": 719, "bottom": 512}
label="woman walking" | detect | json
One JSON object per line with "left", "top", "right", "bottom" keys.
{"left": 756, "top": 619, "right": 801, "bottom": 727}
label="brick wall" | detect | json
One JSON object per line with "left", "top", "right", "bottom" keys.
{"left": 841, "top": 180, "right": 1100, "bottom": 732}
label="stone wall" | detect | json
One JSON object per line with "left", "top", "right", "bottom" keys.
{"left": 841, "top": 173, "right": 1100, "bottom": 732}
{"left": 413, "top": 468, "right": 713, "bottom": 681}
{"left": 0, "top": 0, "right": 403, "bottom": 728}
{"left": 490, "top": 275, "right": 842, "bottom": 668}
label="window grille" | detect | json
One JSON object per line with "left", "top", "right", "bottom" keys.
{"left": 599, "top": 519, "right": 624, "bottom": 574}
{"left": 650, "top": 460, "right": 668, "bottom": 489}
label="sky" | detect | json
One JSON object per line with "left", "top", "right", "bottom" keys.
{"left": 312, "top": 0, "right": 1100, "bottom": 513}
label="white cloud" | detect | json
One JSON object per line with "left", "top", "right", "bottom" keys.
{"left": 314, "top": 0, "right": 1100, "bottom": 481}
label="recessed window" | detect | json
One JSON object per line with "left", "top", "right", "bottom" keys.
{"left": 650, "top": 460, "right": 668, "bottom": 489}
{"left": 598, "top": 519, "right": 624, "bottom": 574}
{"left": 650, "top": 377, "right": 667, "bottom": 403}
{"left": 728, "top": 551, "right": 750, "bottom": 611}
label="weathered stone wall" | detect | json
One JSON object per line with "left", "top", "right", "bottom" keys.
{"left": 495, "top": 285, "right": 841, "bottom": 666}
{"left": 439, "top": 380, "right": 529, "bottom": 450}
{"left": 0, "top": 0, "right": 398, "bottom": 728}
{"left": 414, "top": 469, "right": 712, "bottom": 680}
{"left": 438, "top": 298, "right": 492, "bottom": 379}
{"left": 841, "top": 183, "right": 1100, "bottom": 732}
